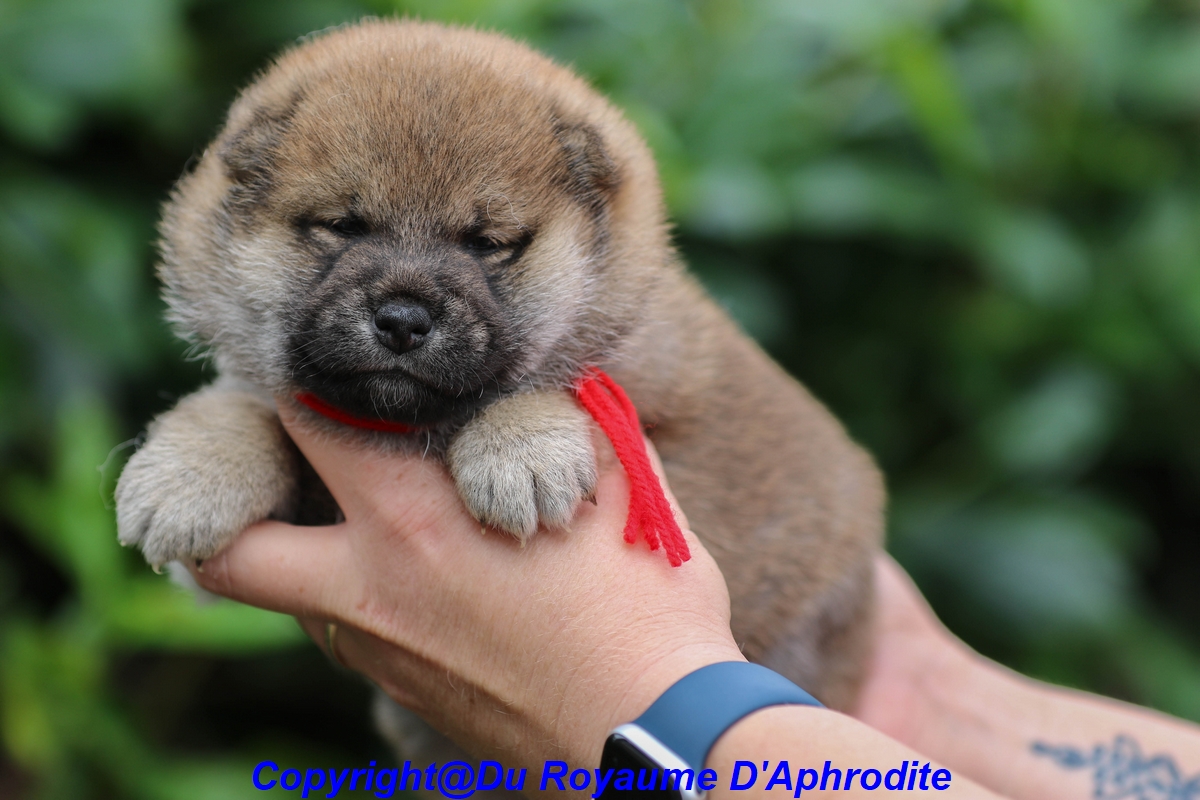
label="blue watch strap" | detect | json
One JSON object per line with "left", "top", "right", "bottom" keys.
{"left": 632, "top": 661, "right": 823, "bottom": 772}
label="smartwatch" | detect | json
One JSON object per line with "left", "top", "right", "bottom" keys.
{"left": 598, "top": 661, "right": 823, "bottom": 800}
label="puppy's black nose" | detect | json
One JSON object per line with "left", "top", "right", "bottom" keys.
{"left": 373, "top": 301, "right": 433, "bottom": 354}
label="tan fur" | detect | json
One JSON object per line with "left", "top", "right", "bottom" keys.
{"left": 116, "top": 19, "right": 883, "bottom": 733}
{"left": 117, "top": 376, "right": 301, "bottom": 567}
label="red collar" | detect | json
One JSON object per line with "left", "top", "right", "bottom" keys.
{"left": 294, "top": 392, "right": 421, "bottom": 434}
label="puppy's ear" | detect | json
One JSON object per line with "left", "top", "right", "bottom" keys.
{"left": 555, "top": 120, "right": 619, "bottom": 212}
{"left": 219, "top": 91, "right": 301, "bottom": 186}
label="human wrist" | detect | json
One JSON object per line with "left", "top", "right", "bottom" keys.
{"left": 884, "top": 634, "right": 1022, "bottom": 768}
{"left": 892, "top": 631, "right": 990, "bottom": 747}
{"left": 852, "top": 556, "right": 986, "bottom": 744}
{"left": 555, "top": 635, "right": 747, "bottom": 769}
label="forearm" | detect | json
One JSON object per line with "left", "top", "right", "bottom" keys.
{"left": 900, "top": 647, "right": 1200, "bottom": 800}
{"left": 851, "top": 556, "right": 1200, "bottom": 799}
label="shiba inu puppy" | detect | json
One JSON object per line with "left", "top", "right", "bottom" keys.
{"left": 116, "top": 20, "right": 883, "bottom": 718}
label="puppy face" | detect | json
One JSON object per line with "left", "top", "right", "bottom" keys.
{"left": 161, "top": 22, "right": 654, "bottom": 426}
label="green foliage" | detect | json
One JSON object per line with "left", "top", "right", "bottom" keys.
{"left": 5, "top": 0, "right": 1200, "bottom": 795}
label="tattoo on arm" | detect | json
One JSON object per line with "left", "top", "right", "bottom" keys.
{"left": 1031, "top": 735, "right": 1200, "bottom": 799}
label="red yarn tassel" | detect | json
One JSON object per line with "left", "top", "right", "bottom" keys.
{"left": 573, "top": 367, "right": 690, "bottom": 567}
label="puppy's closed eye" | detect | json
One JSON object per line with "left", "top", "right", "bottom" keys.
{"left": 302, "top": 215, "right": 370, "bottom": 238}
{"left": 322, "top": 216, "right": 370, "bottom": 237}
{"left": 460, "top": 230, "right": 532, "bottom": 264}
{"left": 463, "top": 234, "right": 504, "bottom": 256}
{"left": 294, "top": 215, "right": 371, "bottom": 255}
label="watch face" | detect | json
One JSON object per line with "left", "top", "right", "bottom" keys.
{"left": 599, "top": 735, "right": 684, "bottom": 800}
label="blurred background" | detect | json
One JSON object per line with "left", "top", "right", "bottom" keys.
{"left": 4, "top": 0, "right": 1200, "bottom": 796}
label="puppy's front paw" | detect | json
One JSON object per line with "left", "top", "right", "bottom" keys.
{"left": 116, "top": 389, "right": 299, "bottom": 568}
{"left": 448, "top": 392, "right": 597, "bottom": 541}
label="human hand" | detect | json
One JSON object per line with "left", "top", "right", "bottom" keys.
{"left": 191, "top": 401, "right": 744, "bottom": 770}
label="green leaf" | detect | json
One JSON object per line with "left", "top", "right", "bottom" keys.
{"left": 103, "top": 577, "right": 306, "bottom": 653}
{"left": 882, "top": 28, "right": 989, "bottom": 177}
{"left": 974, "top": 207, "right": 1092, "bottom": 307}
{"left": 0, "top": 623, "right": 61, "bottom": 772}
{"left": 4, "top": 395, "right": 123, "bottom": 603}
{"left": 985, "top": 363, "right": 1118, "bottom": 477}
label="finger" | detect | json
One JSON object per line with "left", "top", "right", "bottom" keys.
{"left": 296, "top": 616, "right": 324, "bottom": 648}
{"left": 295, "top": 616, "right": 425, "bottom": 709}
{"left": 296, "top": 616, "right": 352, "bottom": 671}
{"left": 190, "top": 518, "right": 352, "bottom": 619}
{"left": 295, "top": 616, "right": 343, "bottom": 666}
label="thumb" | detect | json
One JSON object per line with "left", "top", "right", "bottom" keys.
{"left": 191, "top": 518, "right": 352, "bottom": 620}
